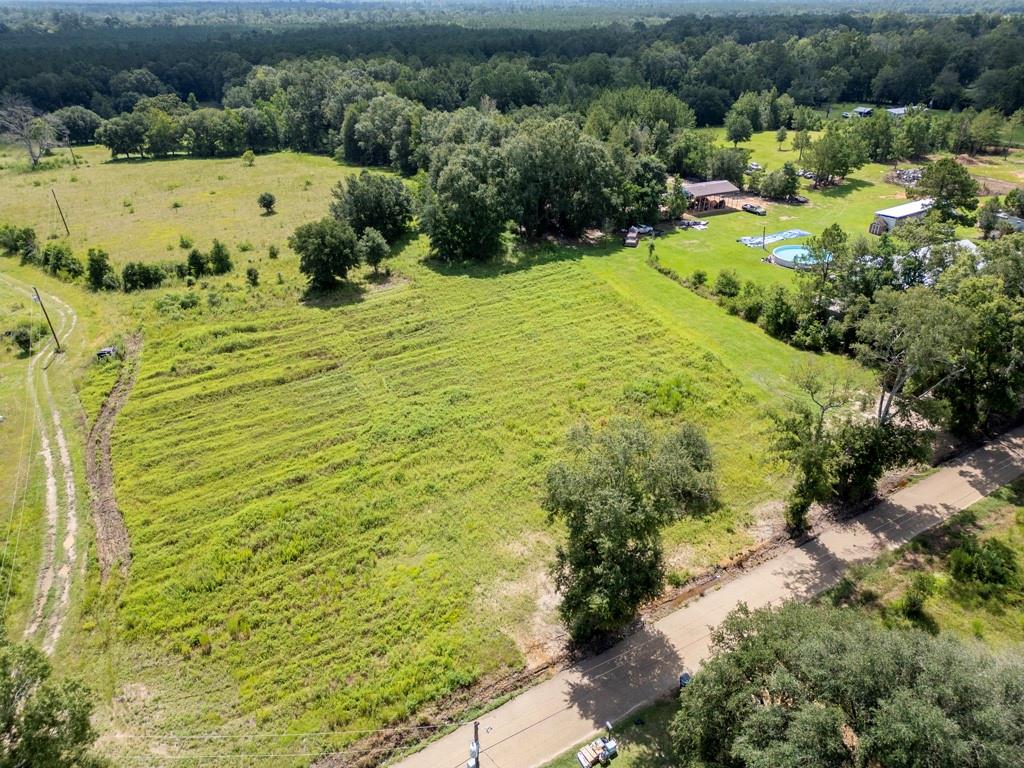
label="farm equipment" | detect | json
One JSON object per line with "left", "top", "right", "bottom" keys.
{"left": 576, "top": 724, "right": 618, "bottom": 767}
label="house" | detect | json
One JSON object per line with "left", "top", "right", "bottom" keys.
{"left": 853, "top": 107, "right": 873, "bottom": 118}
{"left": 870, "top": 198, "right": 934, "bottom": 234}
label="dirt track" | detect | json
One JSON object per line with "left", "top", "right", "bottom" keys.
{"left": 85, "top": 333, "right": 141, "bottom": 579}
{"left": 2, "top": 275, "right": 80, "bottom": 655}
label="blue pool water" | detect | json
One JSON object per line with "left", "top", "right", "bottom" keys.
{"left": 771, "top": 244, "right": 827, "bottom": 270}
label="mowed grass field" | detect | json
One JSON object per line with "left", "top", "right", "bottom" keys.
{"left": 655, "top": 130, "right": 1010, "bottom": 287}
{"left": 1, "top": 145, "right": 872, "bottom": 763}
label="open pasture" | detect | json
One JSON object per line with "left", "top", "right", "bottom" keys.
{"left": 2, "top": 149, "right": 865, "bottom": 761}
{"left": 0, "top": 144, "right": 359, "bottom": 265}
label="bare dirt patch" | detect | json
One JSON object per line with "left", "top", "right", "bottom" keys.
{"left": 86, "top": 332, "right": 142, "bottom": 579}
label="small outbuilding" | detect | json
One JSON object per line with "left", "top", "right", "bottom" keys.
{"left": 853, "top": 107, "right": 874, "bottom": 118}
{"left": 683, "top": 180, "right": 741, "bottom": 215}
{"left": 870, "top": 198, "right": 934, "bottom": 234}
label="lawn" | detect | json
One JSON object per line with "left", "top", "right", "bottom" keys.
{"left": 658, "top": 130, "right": 929, "bottom": 288}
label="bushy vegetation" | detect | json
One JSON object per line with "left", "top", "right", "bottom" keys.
{"left": 672, "top": 603, "right": 1024, "bottom": 768}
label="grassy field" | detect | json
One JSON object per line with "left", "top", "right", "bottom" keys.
{"left": 542, "top": 477, "right": 1024, "bottom": 768}
{"left": 0, "top": 143, "right": 876, "bottom": 762}
{"left": 0, "top": 144, "right": 363, "bottom": 266}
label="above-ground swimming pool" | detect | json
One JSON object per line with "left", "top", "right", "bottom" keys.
{"left": 771, "top": 244, "right": 829, "bottom": 270}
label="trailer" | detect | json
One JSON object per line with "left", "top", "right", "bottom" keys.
{"left": 576, "top": 736, "right": 618, "bottom": 767}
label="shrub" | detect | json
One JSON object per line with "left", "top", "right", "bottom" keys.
{"left": 246, "top": 267, "right": 259, "bottom": 287}
{"left": 41, "top": 241, "right": 83, "bottom": 281}
{"left": 242, "top": 149, "right": 255, "bottom": 167}
{"left": 87, "top": 248, "right": 119, "bottom": 291}
{"left": 760, "top": 285, "right": 798, "bottom": 340}
{"left": 949, "top": 538, "right": 1019, "bottom": 591}
{"left": 690, "top": 269, "right": 708, "bottom": 288}
{"left": 9, "top": 319, "right": 48, "bottom": 355}
{"left": 121, "top": 262, "right": 165, "bottom": 292}
{"left": 179, "top": 234, "right": 193, "bottom": 249}
{"left": 268, "top": 244, "right": 279, "bottom": 259}
{"left": 713, "top": 269, "right": 740, "bottom": 298}
{"left": 901, "top": 572, "right": 934, "bottom": 618}
{"left": 237, "top": 241, "right": 254, "bottom": 252}
{"left": 0, "top": 224, "right": 38, "bottom": 263}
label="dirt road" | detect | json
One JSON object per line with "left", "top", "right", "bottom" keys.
{"left": 390, "top": 425, "right": 1024, "bottom": 768}
{"left": 1, "top": 274, "right": 80, "bottom": 655}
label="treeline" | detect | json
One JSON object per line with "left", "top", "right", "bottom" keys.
{"left": 2, "top": 12, "right": 1024, "bottom": 120}
{"left": 0, "top": 222, "right": 236, "bottom": 292}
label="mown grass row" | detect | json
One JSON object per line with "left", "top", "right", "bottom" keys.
{"left": 92, "top": 230, "right": 861, "bottom": 758}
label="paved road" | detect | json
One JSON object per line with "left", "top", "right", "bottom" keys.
{"left": 391, "top": 426, "right": 1024, "bottom": 768}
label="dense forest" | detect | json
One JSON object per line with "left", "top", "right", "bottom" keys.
{"left": 2, "top": 10, "right": 1024, "bottom": 119}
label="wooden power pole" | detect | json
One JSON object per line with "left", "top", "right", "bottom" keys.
{"left": 51, "top": 189, "right": 70, "bottom": 236}
{"left": 32, "top": 288, "right": 62, "bottom": 353}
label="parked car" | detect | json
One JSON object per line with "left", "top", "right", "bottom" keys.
{"left": 747, "top": 161, "right": 762, "bottom": 172}
{"left": 841, "top": 111, "right": 851, "bottom": 118}
{"left": 788, "top": 194, "right": 808, "bottom": 204}
{"left": 679, "top": 672, "right": 692, "bottom": 690}
{"left": 634, "top": 224, "right": 654, "bottom": 235}
{"left": 742, "top": 203, "right": 767, "bottom": 216}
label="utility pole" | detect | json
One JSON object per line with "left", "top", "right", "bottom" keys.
{"left": 762, "top": 225, "right": 767, "bottom": 251}
{"left": 467, "top": 721, "right": 480, "bottom": 768}
{"left": 51, "top": 189, "right": 70, "bottom": 237}
{"left": 32, "top": 288, "right": 61, "bottom": 353}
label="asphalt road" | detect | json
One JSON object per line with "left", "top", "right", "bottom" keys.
{"left": 391, "top": 425, "right": 1024, "bottom": 768}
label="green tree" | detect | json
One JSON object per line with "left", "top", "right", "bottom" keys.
{"left": 770, "top": 366, "right": 848, "bottom": 531}
{"left": 329, "top": 170, "right": 412, "bottom": 243}
{"left": 289, "top": 217, "right": 359, "bottom": 289}
{"left": 208, "top": 239, "right": 233, "bottom": 275}
{"left": 257, "top": 191, "right": 276, "bottom": 215}
{"left": 775, "top": 126, "right": 787, "bottom": 149}
{"left": 186, "top": 248, "right": 208, "bottom": 277}
{"left": 242, "top": 148, "right": 255, "bottom": 166}
{"left": 917, "top": 157, "right": 980, "bottom": 225}
{"left": 807, "top": 125, "right": 866, "bottom": 187}
{"left": 791, "top": 129, "right": 811, "bottom": 162}
{"left": 978, "top": 197, "right": 1002, "bottom": 238}
{"left": 672, "top": 603, "right": 1024, "bottom": 768}
{"left": 544, "top": 419, "right": 716, "bottom": 643}
{"left": 419, "top": 145, "right": 506, "bottom": 262}
{"left": 0, "top": 641, "right": 99, "bottom": 766}
{"left": 142, "top": 109, "right": 182, "bottom": 157}
{"left": 724, "top": 110, "right": 753, "bottom": 147}
{"left": 855, "top": 287, "right": 969, "bottom": 424}
{"left": 355, "top": 227, "right": 390, "bottom": 275}
{"left": 245, "top": 266, "right": 259, "bottom": 287}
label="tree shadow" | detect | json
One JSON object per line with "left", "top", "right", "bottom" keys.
{"left": 816, "top": 177, "right": 875, "bottom": 198}
{"left": 299, "top": 280, "right": 366, "bottom": 309}
{"left": 420, "top": 235, "right": 621, "bottom": 280}
{"left": 948, "top": 435, "right": 1024, "bottom": 498}
{"left": 564, "top": 625, "right": 683, "bottom": 730}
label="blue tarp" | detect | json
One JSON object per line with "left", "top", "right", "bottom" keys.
{"left": 737, "top": 229, "right": 811, "bottom": 248}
